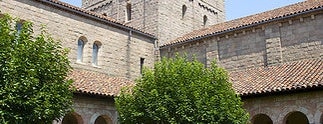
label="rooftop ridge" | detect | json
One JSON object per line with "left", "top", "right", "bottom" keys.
{"left": 68, "top": 69, "right": 135, "bottom": 97}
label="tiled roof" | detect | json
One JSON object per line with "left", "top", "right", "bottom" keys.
{"left": 36, "top": 0, "right": 155, "bottom": 38}
{"left": 68, "top": 69, "right": 134, "bottom": 97}
{"left": 161, "top": 0, "right": 323, "bottom": 47}
{"left": 231, "top": 59, "right": 323, "bottom": 96}
{"left": 68, "top": 59, "right": 322, "bottom": 97}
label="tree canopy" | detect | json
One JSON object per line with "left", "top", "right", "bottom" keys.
{"left": 116, "top": 56, "right": 249, "bottom": 124}
{"left": 0, "top": 13, "right": 74, "bottom": 123}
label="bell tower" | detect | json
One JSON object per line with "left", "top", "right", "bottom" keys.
{"left": 82, "top": 0, "right": 226, "bottom": 45}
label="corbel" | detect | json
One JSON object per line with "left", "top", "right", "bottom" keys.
{"left": 288, "top": 20, "right": 293, "bottom": 25}
{"left": 299, "top": 17, "right": 304, "bottom": 22}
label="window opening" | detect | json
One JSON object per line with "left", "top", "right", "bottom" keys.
{"left": 140, "top": 58, "right": 145, "bottom": 74}
{"left": 92, "top": 43, "right": 99, "bottom": 66}
{"left": 203, "top": 15, "right": 208, "bottom": 26}
{"left": 182, "top": 5, "right": 187, "bottom": 19}
{"left": 77, "top": 39, "right": 85, "bottom": 62}
{"left": 126, "top": 3, "right": 132, "bottom": 21}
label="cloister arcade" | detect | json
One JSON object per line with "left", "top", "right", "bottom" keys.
{"left": 59, "top": 112, "right": 113, "bottom": 124}
{"left": 252, "top": 111, "right": 311, "bottom": 124}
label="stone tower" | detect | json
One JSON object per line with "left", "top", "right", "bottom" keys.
{"left": 82, "top": 0, "right": 226, "bottom": 45}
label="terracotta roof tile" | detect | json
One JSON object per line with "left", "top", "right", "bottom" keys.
{"left": 68, "top": 59, "right": 322, "bottom": 97}
{"left": 68, "top": 69, "right": 134, "bottom": 97}
{"left": 36, "top": 0, "right": 155, "bottom": 38}
{"left": 162, "top": 0, "right": 323, "bottom": 47}
{"left": 231, "top": 59, "right": 323, "bottom": 96}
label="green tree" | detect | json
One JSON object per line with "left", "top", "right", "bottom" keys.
{"left": 0, "top": 14, "right": 74, "bottom": 123}
{"left": 116, "top": 56, "right": 249, "bottom": 124}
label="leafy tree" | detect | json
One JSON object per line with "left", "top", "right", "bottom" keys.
{"left": 0, "top": 13, "right": 74, "bottom": 123}
{"left": 116, "top": 56, "right": 249, "bottom": 124}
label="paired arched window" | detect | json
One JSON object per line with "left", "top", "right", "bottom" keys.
{"left": 76, "top": 37, "right": 101, "bottom": 66}
{"left": 92, "top": 41, "right": 101, "bottom": 66}
{"left": 77, "top": 38, "right": 85, "bottom": 62}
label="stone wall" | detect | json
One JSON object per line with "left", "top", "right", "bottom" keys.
{"left": 243, "top": 90, "right": 323, "bottom": 124}
{"left": 82, "top": 0, "right": 104, "bottom": 9}
{"left": 160, "top": 11, "right": 323, "bottom": 72}
{"left": 83, "top": 0, "right": 226, "bottom": 45}
{"left": 0, "top": 0, "right": 156, "bottom": 80}
{"left": 86, "top": 0, "right": 159, "bottom": 37}
{"left": 157, "top": 0, "right": 225, "bottom": 44}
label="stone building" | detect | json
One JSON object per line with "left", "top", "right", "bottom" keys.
{"left": 81, "top": 0, "right": 225, "bottom": 44}
{"left": 1, "top": 0, "right": 156, "bottom": 123}
{"left": 0, "top": 0, "right": 322, "bottom": 124}
{"left": 160, "top": 0, "right": 323, "bottom": 123}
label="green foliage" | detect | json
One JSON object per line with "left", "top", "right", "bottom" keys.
{"left": 0, "top": 14, "right": 74, "bottom": 123}
{"left": 116, "top": 56, "right": 249, "bottom": 124}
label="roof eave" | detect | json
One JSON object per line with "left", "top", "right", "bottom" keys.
{"left": 74, "top": 91, "right": 116, "bottom": 99}
{"left": 239, "top": 84, "right": 323, "bottom": 99}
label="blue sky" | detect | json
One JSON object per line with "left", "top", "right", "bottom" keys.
{"left": 60, "top": 0, "right": 304, "bottom": 21}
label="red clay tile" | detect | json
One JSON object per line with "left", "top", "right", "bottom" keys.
{"left": 68, "top": 69, "right": 135, "bottom": 97}
{"left": 230, "top": 59, "right": 323, "bottom": 96}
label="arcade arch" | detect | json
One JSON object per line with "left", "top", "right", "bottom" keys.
{"left": 61, "top": 112, "right": 83, "bottom": 124}
{"left": 252, "top": 114, "right": 273, "bottom": 124}
{"left": 94, "top": 115, "right": 113, "bottom": 124}
{"left": 284, "top": 111, "right": 309, "bottom": 124}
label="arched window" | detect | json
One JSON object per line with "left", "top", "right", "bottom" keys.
{"left": 92, "top": 41, "right": 101, "bottom": 66}
{"left": 203, "top": 15, "right": 208, "bottom": 26}
{"left": 77, "top": 38, "right": 85, "bottom": 62}
{"left": 284, "top": 111, "right": 309, "bottom": 124}
{"left": 252, "top": 114, "right": 273, "bottom": 124}
{"left": 182, "top": 5, "right": 187, "bottom": 19}
{"left": 126, "top": 3, "right": 131, "bottom": 21}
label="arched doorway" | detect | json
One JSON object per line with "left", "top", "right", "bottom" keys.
{"left": 252, "top": 114, "right": 273, "bottom": 124}
{"left": 94, "top": 115, "right": 113, "bottom": 124}
{"left": 62, "top": 112, "right": 83, "bottom": 124}
{"left": 285, "top": 111, "right": 309, "bottom": 124}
